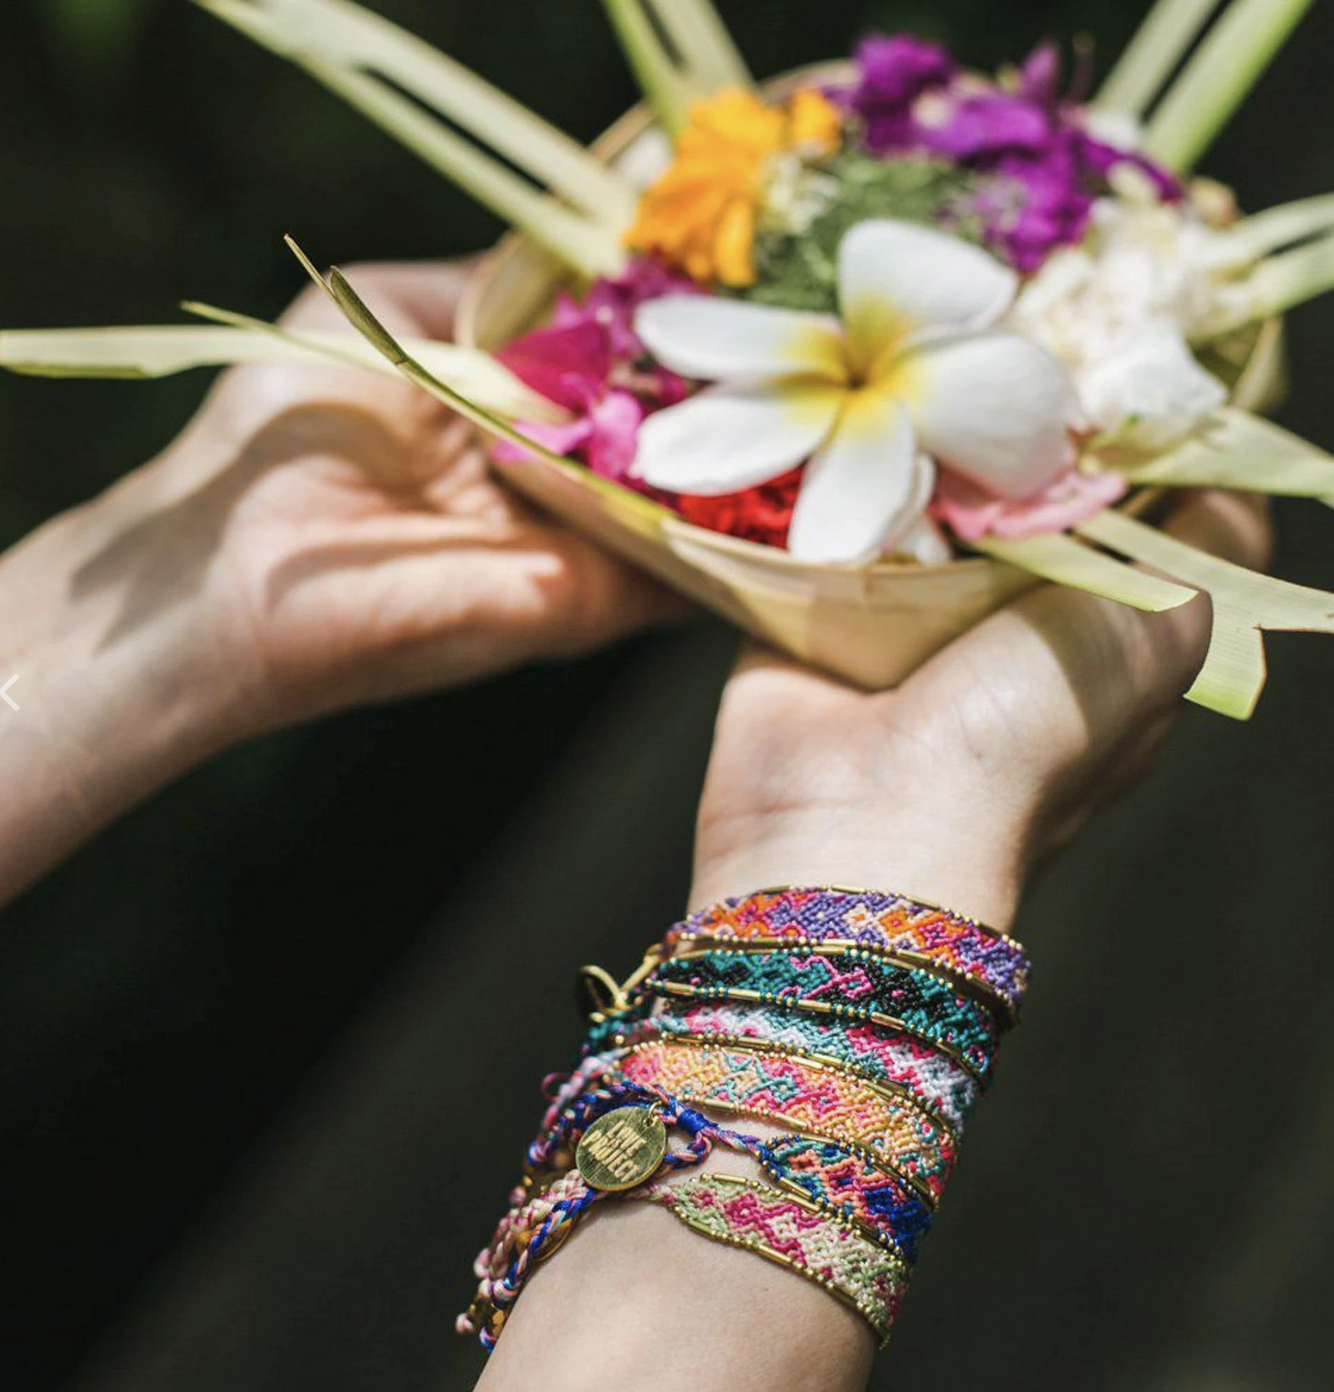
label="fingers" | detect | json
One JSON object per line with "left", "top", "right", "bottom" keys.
{"left": 987, "top": 487, "right": 1270, "bottom": 719}
{"left": 1073, "top": 486, "right": 1272, "bottom": 710}
{"left": 897, "top": 489, "right": 1271, "bottom": 840}
{"left": 280, "top": 256, "right": 482, "bottom": 341}
{"left": 530, "top": 536, "right": 698, "bottom": 660}
{"left": 695, "top": 492, "right": 1276, "bottom": 911}
{"left": 1161, "top": 487, "right": 1271, "bottom": 570}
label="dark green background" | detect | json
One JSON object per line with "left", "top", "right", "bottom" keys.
{"left": 3, "top": 2, "right": 1334, "bottom": 1389}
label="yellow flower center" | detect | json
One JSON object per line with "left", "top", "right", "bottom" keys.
{"left": 782, "top": 310, "right": 926, "bottom": 426}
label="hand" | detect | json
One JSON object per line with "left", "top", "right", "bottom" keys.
{"left": 121, "top": 258, "right": 683, "bottom": 732}
{"left": 0, "top": 259, "right": 681, "bottom": 901}
{"left": 692, "top": 489, "right": 1273, "bottom": 931}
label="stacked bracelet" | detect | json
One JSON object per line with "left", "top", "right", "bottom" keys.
{"left": 620, "top": 1039, "right": 955, "bottom": 1202}
{"left": 636, "top": 1173, "right": 909, "bottom": 1332}
{"left": 648, "top": 946, "right": 999, "bottom": 1076}
{"left": 634, "top": 1003, "right": 981, "bottom": 1132}
{"left": 666, "top": 886, "right": 1029, "bottom": 1020}
{"left": 459, "top": 886, "right": 1027, "bottom": 1349}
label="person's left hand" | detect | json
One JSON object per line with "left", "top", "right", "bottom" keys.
{"left": 0, "top": 258, "right": 684, "bottom": 900}
{"left": 91, "top": 258, "right": 684, "bottom": 733}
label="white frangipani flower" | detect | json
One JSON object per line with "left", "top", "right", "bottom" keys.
{"left": 631, "top": 219, "right": 1080, "bottom": 564}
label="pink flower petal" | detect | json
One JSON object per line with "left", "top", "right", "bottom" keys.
{"left": 583, "top": 390, "right": 645, "bottom": 482}
{"left": 933, "top": 464, "right": 1127, "bottom": 541}
{"left": 492, "top": 416, "right": 593, "bottom": 466}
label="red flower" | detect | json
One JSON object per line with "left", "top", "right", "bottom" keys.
{"left": 667, "top": 467, "right": 803, "bottom": 549}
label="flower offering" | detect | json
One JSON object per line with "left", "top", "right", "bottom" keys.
{"left": 7, "top": 0, "right": 1334, "bottom": 716}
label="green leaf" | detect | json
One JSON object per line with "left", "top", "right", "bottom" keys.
{"left": 601, "top": 0, "right": 697, "bottom": 135}
{"left": 194, "top": 0, "right": 629, "bottom": 276}
{"left": 1095, "top": 0, "right": 1219, "bottom": 117}
{"left": 1077, "top": 509, "right": 1334, "bottom": 718}
{"left": 285, "top": 238, "right": 593, "bottom": 471}
{"left": 0, "top": 312, "right": 561, "bottom": 423}
{"left": 1142, "top": 0, "right": 1316, "bottom": 172}
{"left": 180, "top": 299, "right": 562, "bottom": 419}
{"left": 0, "top": 325, "right": 338, "bottom": 380}
{"left": 1245, "top": 231, "right": 1334, "bottom": 322}
{"left": 968, "top": 530, "right": 1198, "bottom": 613}
{"left": 653, "top": 0, "right": 752, "bottom": 95}
{"left": 1111, "top": 408, "right": 1334, "bottom": 505}
{"left": 1225, "top": 193, "right": 1334, "bottom": 259}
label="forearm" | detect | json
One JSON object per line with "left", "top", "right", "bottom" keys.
{"left": 0, "top": 462, "right": 257, "bottom": 903}
{"left": 477, "top": 831, "right": 1020, "bottom": 1392}
{"left": 483, "top": 1197, "right": 875, "bottom": 1392}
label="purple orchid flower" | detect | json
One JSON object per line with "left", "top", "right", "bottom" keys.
{"left": 493, "top": 258, "right": 701, "bottom": 483}
{"left": 846, "top": 34, "right": 1180, "bottom": 269}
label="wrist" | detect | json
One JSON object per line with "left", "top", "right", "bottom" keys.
{"left": 690, "top": 805, "right": 1028, "bottom": 932}
{"left": 0, "top": 465, "right": 263, "bottom": 898}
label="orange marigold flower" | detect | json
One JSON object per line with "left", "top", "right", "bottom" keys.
{"left": 788, "top": 88, "right": 845, "bottom": 150}
{"left": 626, "top": 87, "right": 843, "bottom": 288}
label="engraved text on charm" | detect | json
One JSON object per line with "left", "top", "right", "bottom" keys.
{"left": 575, "top": 1107, "right": 667, "bottom": 1192}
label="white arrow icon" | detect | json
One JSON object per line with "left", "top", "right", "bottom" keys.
{"left": 1, "top": 675, "right": 19, "bottom": 711}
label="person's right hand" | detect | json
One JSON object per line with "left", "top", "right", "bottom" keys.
{"left": 692, "top": 489, "right": 1273, "bottom": 930}
{"left": 93, "top": 259, "right": 684, "bottom": 733}
{"left": 480, "top": 490, "right": 1273, "bottom": 1392}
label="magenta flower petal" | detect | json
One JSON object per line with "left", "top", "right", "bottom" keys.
{"left": 551, "top": 259, "right": 702, "bottom": 361}
{"left": 917, "top": 93, "right": 1053, "bottom": 159}
{"left": 855, "top": 34, "right": 955, "bottom": 107}
{"left": 850, "top": 33, "right": 956, "bottom": 153}
{"left": 1017, "top": 42, "right": 1061, "bottom": 105}
{"left": 846, "top": 31, "right": 1181, "bottom": 269}
{"left": 1078, "top": 133, "right": 1181, "bottom": 201}
{"left": 496, "top": 321, "right": 610, "bottom": 412}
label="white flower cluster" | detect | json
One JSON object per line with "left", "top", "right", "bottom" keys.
{"left": 760, "top": 150, "right": 842, "bottom": 238}
{"left": 1008, "top": 172, "right": 1260, "bottom": 451}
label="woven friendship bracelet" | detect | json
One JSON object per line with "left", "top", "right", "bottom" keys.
{"left": 620, "top": 1039, "right": 956, "bottom": 1203}
{"left": 463, "top": 1085, "right": 731, "bottom": 1346}
{"left": 648, "top": 948, "right": 999, "bottom": 1078}
{"left": 667, "top": 887, "right": 1029, "bottom": 1019}
{"left": 632, "top": 1003, "right": 981, "bottom": 1133}
{"left": 636, "top": 1172, "right": 906, "bottom": 1343}
{"left": 758, "top": 1135, "right": 934, "bottom": 1261}
{"left": 520, "top": 1058, "right": 938, "bottom": 1256}
{"left": 461, "top": 888, "right": 1028, "bottom": 1351}
{"left": 677, "top": 934, "right": 1014, "bottom": 1024}
{"left": 460, "top": 1167, "right": 593, "bottom": 1345}
{"left": 622, "top": 1030, "right": 959, "bottom": 1148}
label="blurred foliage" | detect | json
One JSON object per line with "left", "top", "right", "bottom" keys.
{"left": 44, "top": 0, "right": 158, "bottom": 71}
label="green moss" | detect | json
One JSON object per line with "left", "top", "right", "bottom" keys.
{"left": 745, "top": 154, "right": 986, "bottom": 314}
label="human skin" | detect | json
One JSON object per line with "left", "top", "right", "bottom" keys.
{"left": 478, "top": 489, "right": 1271, "bottom": 1392}
{"left": 0, "top": 260, "right": 681, "bottom": 903}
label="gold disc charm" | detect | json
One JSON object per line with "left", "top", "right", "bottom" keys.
{"left": 575, "top": 1107, "right": 667, "bottom": 1192}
